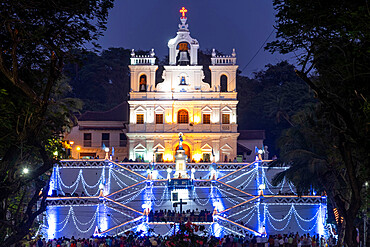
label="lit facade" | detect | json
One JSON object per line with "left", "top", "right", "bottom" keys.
{"left": 127, "top": 14, "right": 239, "bottom": 163}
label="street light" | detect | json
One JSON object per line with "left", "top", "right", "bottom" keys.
{"left": 22, "top": 167, "right": 29, "bottom": 174}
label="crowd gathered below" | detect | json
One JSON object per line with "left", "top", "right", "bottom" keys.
{"left": 25, "top": 232, "right": 336, "bottom": 247}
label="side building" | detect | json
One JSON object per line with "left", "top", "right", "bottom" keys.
{"left": 65, "top": 102, "right": 129, "bottom": 160}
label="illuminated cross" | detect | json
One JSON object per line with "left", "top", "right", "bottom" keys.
{"left": 180, "top": 7, "right": 187, "bottom": 18}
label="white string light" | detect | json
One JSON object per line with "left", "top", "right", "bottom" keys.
{"left": 192, "top": 188, "right": 211, "bottom": 206}
{"left": 225, "top": 167, "right": 257, "bottom": 184}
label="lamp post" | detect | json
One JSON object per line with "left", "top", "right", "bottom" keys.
{"left": 364, "top": 181, "right": 368, "bottom": 247}
{"left": 104, "top": 147, "right": 109, "bottom": 160}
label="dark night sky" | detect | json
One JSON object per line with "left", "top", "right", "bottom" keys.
{"left": 98, "top": 0, "right": 294, "bottom": 76}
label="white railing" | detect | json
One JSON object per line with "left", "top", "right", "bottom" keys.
{"left": 211, "top": 48, "right": 237, "bottom": 65}
{"left": 130, "top": 48, "right": 156, "bottom": 65}
{"left": 211, "top": 56, "right": 236, "bottom": 65}
{"left": 130, "top": 56, "right": 156, "bottom": 65}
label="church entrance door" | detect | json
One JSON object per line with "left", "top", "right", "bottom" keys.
{"left": 175, "top": 143, "right": 191, "bottom": 160}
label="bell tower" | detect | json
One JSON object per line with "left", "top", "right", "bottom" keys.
{"left": 168, "top": 7, "right": 199, "bottom": 66}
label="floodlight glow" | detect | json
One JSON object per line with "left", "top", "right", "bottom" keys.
{"left": 53, "top": 151, "right": 58, "bottom": 156}
{"left": 23, "top": 167, "right": 29, "bottom": 174}
{"left": 99, "top": 183, "right": 104, "bottom": 190}
{"left": 69, "top": 141, "right": 74, "bottom": 145}
{"left": 142, "top": 204, "right": 150, "bottom": 209}
{"left": 167, "top": 167, "right": 172, "bottom": 174}
{"left": 104, "top": 147, "right": 109, "bottom": 153}
{"left": 258, "top": 184, "right": 266, "bottom": 190}
{"left": 76, "top": 146, "right": 81, "bottom": 151}
{"left": 146, "top": 169, "right": 151, "bottom": 174}
{"left": 152, "top": 170, "right": 158, "bottom": 179}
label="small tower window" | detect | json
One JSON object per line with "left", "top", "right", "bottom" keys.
{"left": 139, "top": 75, "right": 147, "bottom": 92}
{"left": 220, "top": 75, "right": 228, "bottom": 92}
{"left": 177, "top": 110, "right": 189, "bottom": 124}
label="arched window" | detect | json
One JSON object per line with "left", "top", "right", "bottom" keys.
{"left": 177, "top": 109, "right": 189, "bottom": 124}
{"left": 220, "top": 75, "right": 228, "bottom": 92}
{"left": 139, "top": 74, "right": 147, "bottom": 92}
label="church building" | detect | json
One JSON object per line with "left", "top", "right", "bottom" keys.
{"left": 65, "top": 7, "right": 265, "bottom": 163}
{"left": 127, "top": 8, "right": 239, "bottom": 163}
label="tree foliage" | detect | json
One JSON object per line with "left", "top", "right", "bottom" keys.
{"left": 237, "top": 61, "right": 315, "bottom": 155}
{"left": 65, "top": 48, "right": 132, "bottom": 112}
{"left": 0, "top": 0, "right": 114, "bottom": 245}
{"left": 266, "top": 1, "right": 370, "bottom": 245}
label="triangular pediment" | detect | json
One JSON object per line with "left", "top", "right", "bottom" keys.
{"left": 201, "top": 106, "right": 212, "bottom": 112}
{"left": 220, "top": 144, "right": 232, "bottom": 151}
{"left": 201, "top": 143, "right": 213, "bottom": 151}
{"left": 221, "top": 106, "right": 232, "bottom": 113}
{"left": 134, "top": 143, "right": 146, "bottom": 151}
{"left": 154, "top": 106, "right": 165, "bottom": 113}
{"left": 153, "top": 143, "right": 165, "bottom": 151}
{"left": 134, "top": 106, "right": 146, "bottom": 112}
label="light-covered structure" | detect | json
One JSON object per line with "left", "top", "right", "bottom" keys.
{"left": 41, "top": 9, "right": 328, "bottom": 241}
{"left": 127, "top": 11, "right": 239, "bottom": 163}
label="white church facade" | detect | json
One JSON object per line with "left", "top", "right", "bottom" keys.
{"left": 127, "top": 12, "right": 239, "bottom": 163}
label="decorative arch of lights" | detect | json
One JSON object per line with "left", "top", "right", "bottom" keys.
{"left": 41, "top": 159, "right": 328, "bottom": 239}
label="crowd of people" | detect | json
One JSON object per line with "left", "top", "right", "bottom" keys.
{"left": 148, "top": 209, "right": 214, "bottom": 222}
{"left": 24, "top": 232, "right": 336, "bottom": 247}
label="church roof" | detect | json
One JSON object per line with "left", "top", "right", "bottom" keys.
{"left": 78, "top": 102, "right": 128, "bottom": 122}
{"left": 237, "top": 143, "right": 252, "bottom": 155}
{"left": 238, "top": 130, "right": 265, "bottom": 140}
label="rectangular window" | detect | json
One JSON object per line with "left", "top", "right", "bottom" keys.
{"left": 136, "top": 114, "right": 144, "bottom": 124}
{"left": 83, "top": 133, "right": 92, "bottom": 147}
{"left": 155, "top": 153, "right": 163, "bottom": 162}
{"left": 102, "top": 133, "right": 110, "bottom": 147}
{"left": 222, "top": 114, "right": 230, "bottom": 124}
{"left": 203, "top": 153, "right": 211, "bottom": 162}
{"left": 155, "top": 114, "right": 163, "bottom": 124}
{"left": 119, "top": 133, "right": 127, "bottom": 147}
{"left": 203, "top": 114, "right": 211, "bottom": 124}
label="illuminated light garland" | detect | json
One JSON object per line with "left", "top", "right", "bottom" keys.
{"left": 115, "top": 224, "right": 140, "bottom": 237}
{"left": 106, "top": 205, "right": 135, "bottom": 219}
{"left": 225, "top": 167, "right": 257, "bottom": 184}
{"left": 217, "top": 187, "right": 245, "bottom": 204}
{"left": 112, "top": 172, "right": 128, "bottom": 189}
{"left": 265, "top": 204, "right": 322, "bottom": 233}
{"left": 287, "top": 181, "right": 297, "bottom": 195}
{"left": 56, "top": 168, "right": 105, "bottom": 196}
{"left": 266, "top": 208, "right": 293, "bottom": 231}
{"left": 192, "top": 188, "right": 211, "bottom": 206}
{"left": 228, "top": 204, "right": 256, "bottom": 218}
{"left": 293, "top": 209, "right": 320, "bottom": 232}
{"left": 111, "top": 168, "right": 139, "bottom": 183}
{"left": 262, "top": 168, "right": 296, "bottom": 195}
{"left": 47, "top": 206, "right": 99, "bottom": 234}
{"left": 71, "top": 207, "right": 98, "bottom": 233}
{"left": 151, "top": 186, "right": 169, "bottom": 206}
{"left": 115, "top": 188, "right": 146, "bottom": 204}
{"left": 236, "top": 171, "right": 256, "bottom": 189}
{"left": 234, "top": 211, "right": 256, "bottom": 225}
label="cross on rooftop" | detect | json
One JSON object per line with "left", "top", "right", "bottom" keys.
{"left": 180, "top": 7, "right": 187, "bottom": 18}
